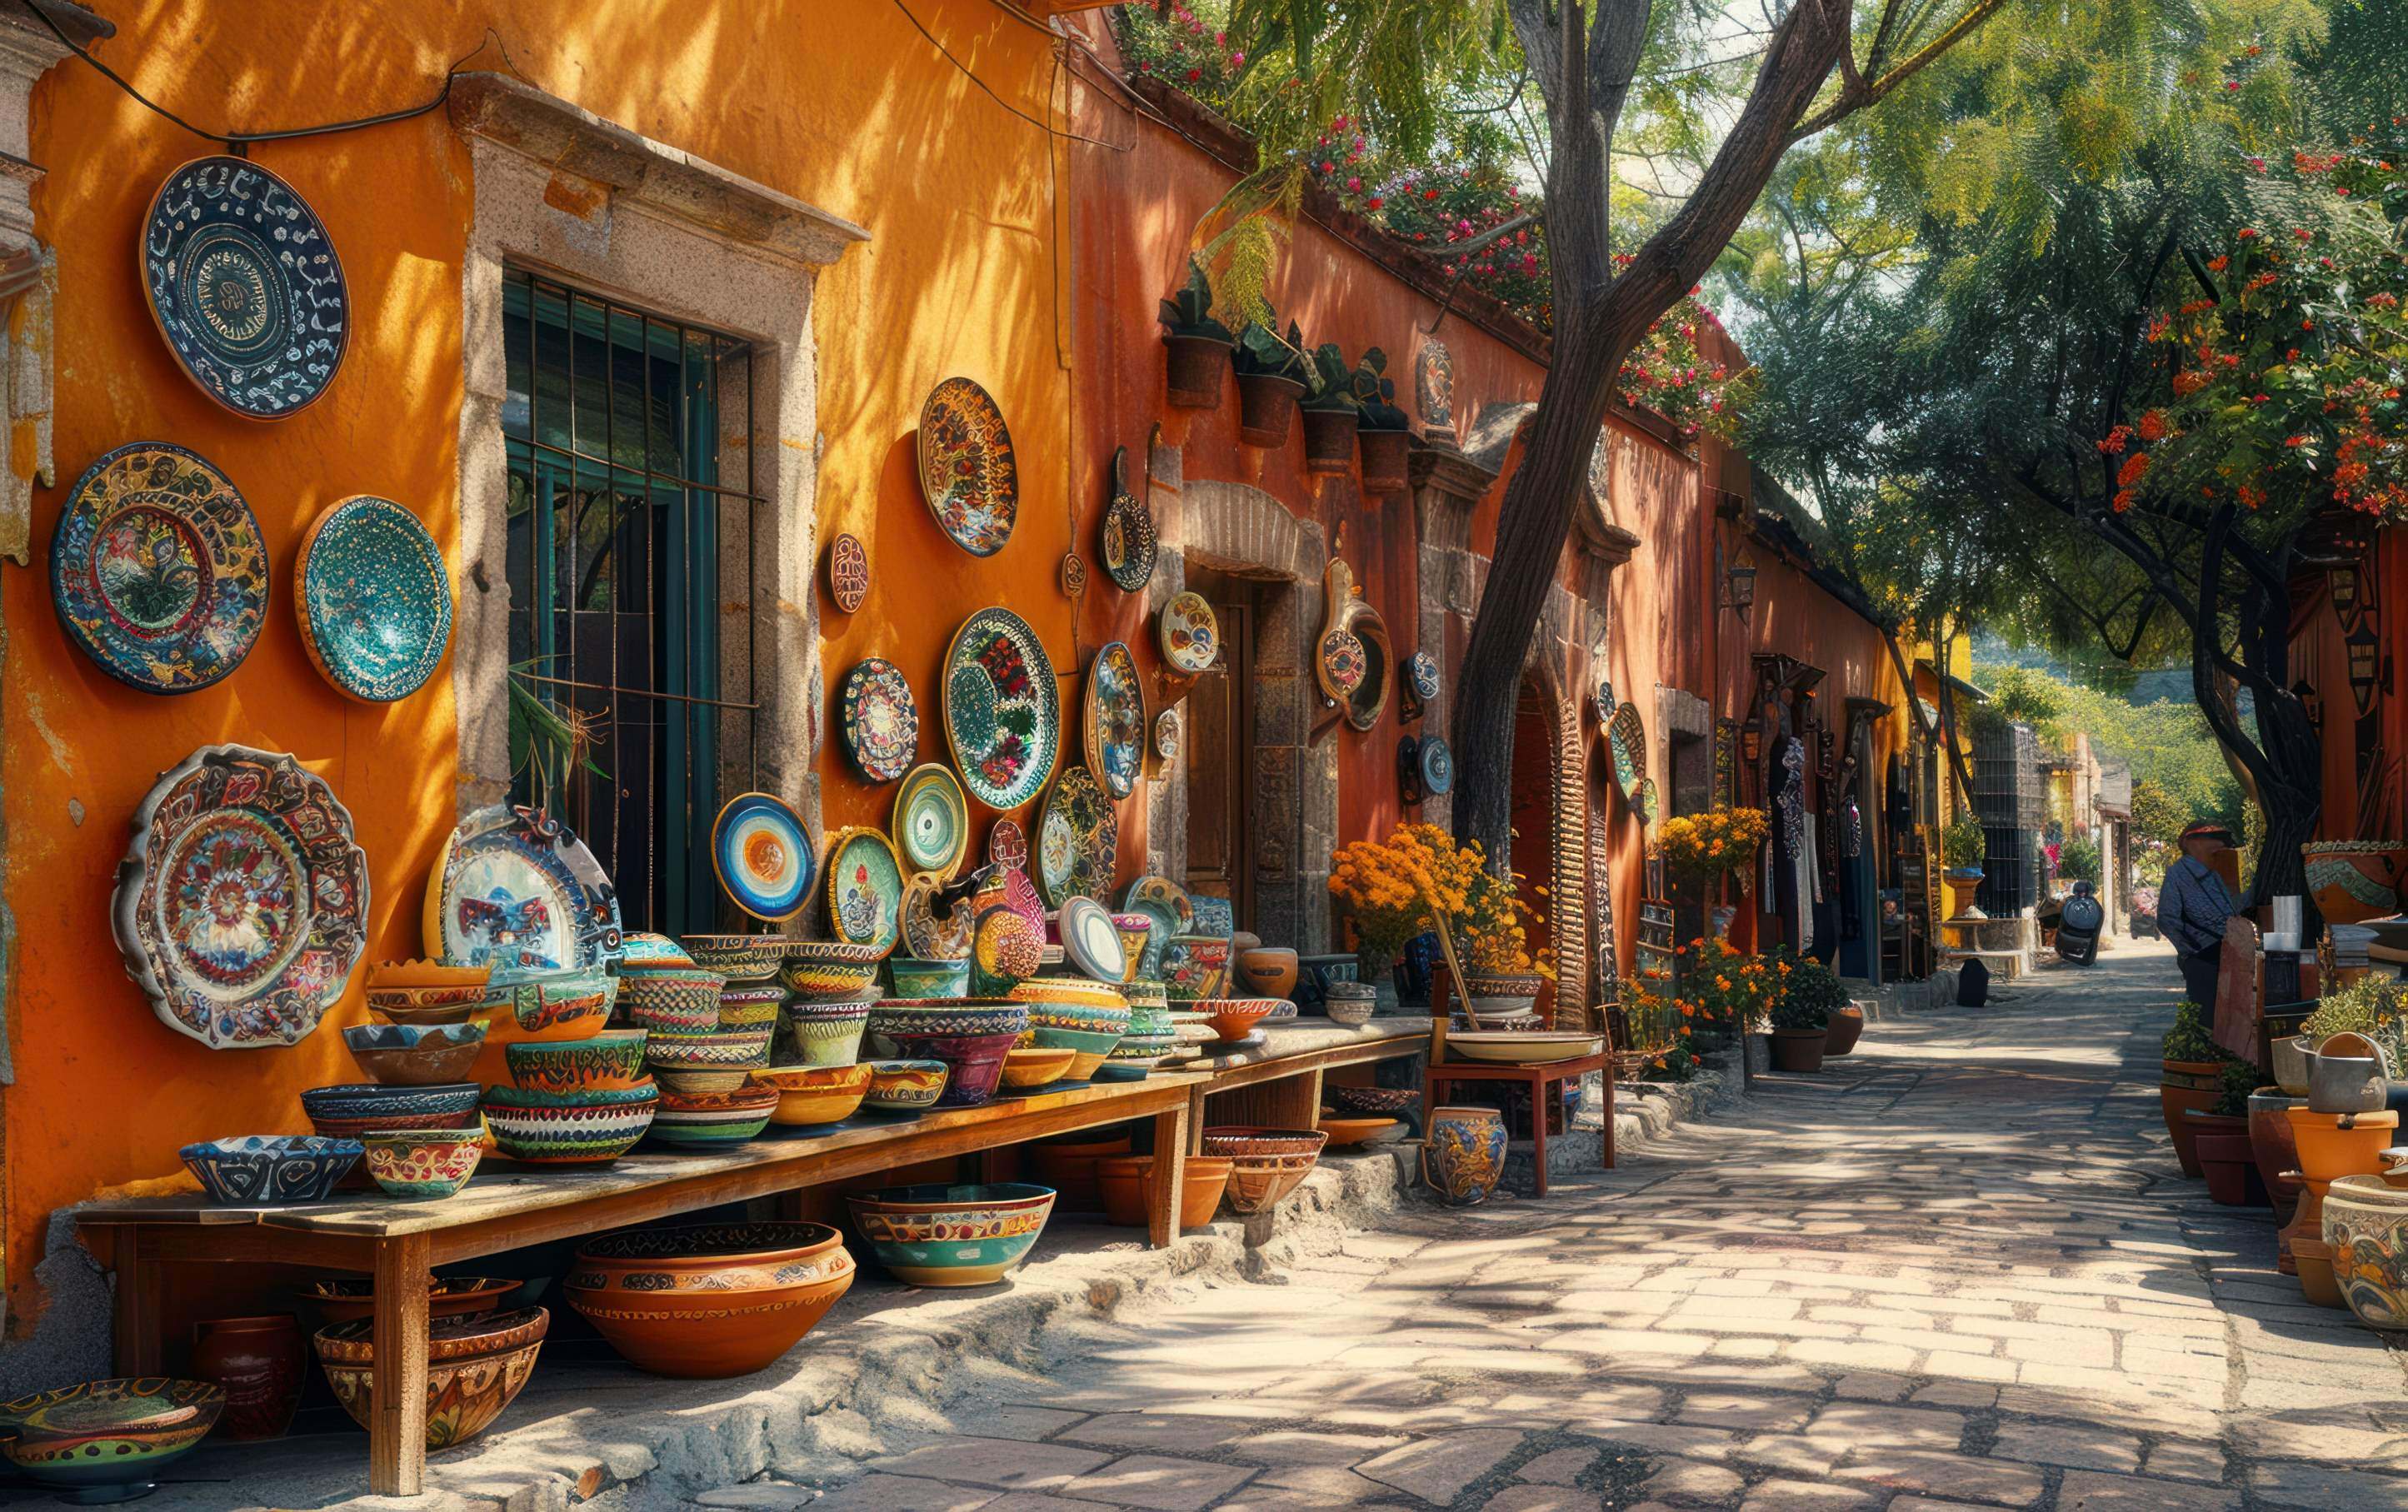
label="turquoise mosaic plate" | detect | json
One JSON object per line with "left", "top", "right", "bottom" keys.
{"left": 942, "top": 606, "right": 1059, "bottom": 811}
{"left": 297, "top": 495, "right": 452, "bottom": 702}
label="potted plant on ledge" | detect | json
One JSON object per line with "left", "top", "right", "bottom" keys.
{"left": 1301, "top": 342, "right": 1361, "bottom": 473}
{"left": 1231, "top": 315, "right": 1308, "bottom": 447}
{"left": 1941, "top": 814, "right": 1987, "bottom": 920}
{"left": 1158, "top": 260, "right": 1234, "bottom": 408}
{"left": 1770, "top": 953, "right": 1847, "bottom": 1072}
{"left": 2160, "top": 1000, "right": 2228, "bottom": 1178}
{"left": 1353, "top": 347, "right": 1414, "bottom": 492}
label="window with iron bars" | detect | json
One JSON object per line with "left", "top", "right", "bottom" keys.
{"left": 502, "top": 267, "right": 761, "bottom": 936}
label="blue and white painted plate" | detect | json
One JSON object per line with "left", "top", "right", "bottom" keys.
{"left": 426, "top": 805, "right": 623, "bottom": 981}
{"left": 296, "top": 495, "right": 452, "bottom": 701}
{"left": 1420, "top": 734, "right": 1456, "bottom": 796}
{"left": 142, "top": 156, "right": 348, "bottom": 418}
{"left": 712, "top": 792, "right": 815, "bottom": 921}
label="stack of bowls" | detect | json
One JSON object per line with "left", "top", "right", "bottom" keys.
{"left": 480, "top": 1028, "right": 657, "bottom": 1165}
{"left": 342, "top": 1020, "right": 490, "bottom": 1087}
{"left": 641, "top": 1005, "right": 776, "bottom": 1095}
{"left": 363, "top": 960, "right": 493, "bottom": 1027}
{"left": 867, "top": 1000, "right": 1030, "bottom": 1107}
{"left": 1010, "top": 981, "right": 1131, "bottom": 1082}
{"left": 1097, "top": 981, "right": 1177, "bottom": 1081}
{"left": 465, "top": 969, "right": 620, "bottom": 1088}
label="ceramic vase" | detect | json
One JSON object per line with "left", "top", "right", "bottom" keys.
{"left": 1422, "top": 1105, "right": 1507, "bottom": 1208}
{"left": 2323, "top": 1174, "right": 2408, "bottom": 1338}
{"left": 191, "top": 1314, "right": 303, "bottom": 1440}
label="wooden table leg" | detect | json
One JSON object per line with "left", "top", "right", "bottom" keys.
{"left": 102, "top": 1229, "right": 162, "bottom": 1375}
{"left": 370, "top": 1235, "right": 432, "bottom": 1497}
{"left": 1529, "top": 1070, "right": 1549, "bottom": 1199}
{"left": 1186, "top": 1084, "right": 1207, "bottom": 1155}
{"left": 1149, "top": 1096, "right": 1191, "bottom": 1247}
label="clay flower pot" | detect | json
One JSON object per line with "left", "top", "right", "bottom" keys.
{"left": 191, "top": 1315, "right": 302, "bottom": 1441}
{"left": 1163, "top": 332, "right": 1231, "bottom": 407}
{"left": 1301, "top": 407, "right": 1360, "bottom": 473}
{"left": 1358, "top": 428, "right": 1412, "bottom": 493}
{"left": 2301, "top": 841, "right": 2408, "bottom": 925}
{"left": 1096, "top": 1154, "right": 1154, "bottom": 1228}
{"left": 1771, "top": 1028, "right": 1827, "bottom": 1073}
{"left": 1824, "top": 1004, "right": 1866, "bottom": 1057}
{"left": 565, "top": 1222, "right": 854, "bottom": 1378}
{"left": 2161, "top": 1059, "right": 2225, "bottom": 1176}
{"left": 1235, "top": 372, "right": 1305, "bottom": 447}
{"left": 2248, "top": 1090, "right": 2306, "bottom": 1233}
{"left": 1237, "top": 946, "right": 1300, "bottom": 1001}
{"left": 1031, "top": 1132, "right": 1132, "bottom": 1212}
{"left": 2322, "top": 1175, "right": 2408, "bottom": 1337}
{"left": 2288, "top": 1107, "right": 2399, "bottom": 1184}
{"left": 2196, "top": 1131, "right": 2269, "bottom": 1207}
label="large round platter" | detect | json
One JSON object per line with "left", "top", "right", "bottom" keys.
{"left": 1099, "top": 447, "right": 1157, "bottom": 592}
{"left": 712, "top": 792, "right": 815, "bottom": 922}
{"left": 917, "top": 377, "right": 1017, "bottom": 556}
{"left": 942, "top": 606, "right": 1060, "bottom": 811}
{"left": 295, "top": 495, "right": 452, "bottom": 702}
{"left": 51, "top": 442, "right": 267, "bottom": 694}
{"left": 426, "top": 805, "right": 623, "bottom": 981}
{"left": 1058, "top": 896, "right": 1127, "bottom": 983}
{"left": 841, "top": 658, "right": 919, "bottom": 783}
{"left": 1158, "top": 591, "right": 1219, "bottom": 676}
{"left": 826, "top": 826, "right": 905, "bottom": 958}
{"left": 1082, "top": 641, "right": 1146, "bottom": 801}
{"left": 893, "top": 763, "right": 972, "bottom": 877}
{"left": 112, "top": 744, "right": 369, "bottom": 1048}
{"left": 1036, "top": 767, "right": 1120, "bottom": 910}
{"left": 142, "top": 155, "right": 348, "bottom": 418}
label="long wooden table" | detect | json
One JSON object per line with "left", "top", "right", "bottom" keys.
{"left": 75, "top": 1075, "right": 1198, "bottom": 1497}
{"left": 1176, "top": 1018, "right": 1430, "bottom": 1147}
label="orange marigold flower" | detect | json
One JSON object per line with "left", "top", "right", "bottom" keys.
{"left": 2137, "top": 410, "right": 2168, "bottom": 442}
{"left": 2116, "top": 452, "right": 2151, "bottom": 487}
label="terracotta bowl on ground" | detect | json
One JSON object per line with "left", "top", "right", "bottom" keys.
{"left": 1316, "top": 1115, "right": 1402, "bottom": 1148}
{"left": 312, "top": 1307, "right": 547, "bottom": 1449}
{"left": 566, "top": 1223, "right": 855, "bottom": 1378}
{"left": 362, "top": 1130, "right": 485, "bottom": 1200}
{"left": 0, "top": 1378, "right": 224, "bottom": 1503}
{"left": 1202, "top": 1126, "right": 1329, "bottom": 1215}
{"left": 1236, "top": 947, "right": 1299, "bottom": 1001}
{"left": 1199, "top": 999, "right": 1284, "bottom": 1042}
{"left": 862, "top": 1060, "right": 950, "bottom": 1113}
{"left": 1031, "top": 1134, "right": 1130, "bottom": 1211}
{"left": 502, "top": 1030, "right": 651, "bottom": 1097}
{"left": 1095, "top": 1154, "right": 1235, "bottom": 1230}
{"left": 847, "top": 1182, "right": 1058, "bottom": 1286}
{"left": 757, "top": 1062, "right": 875, "bottom": 1125}
{"left": 651, "top": 1083, "right": 781, "bottom": 1146}
{"left": 303, "top": 1276, "right": 520, "bottom": 1325}
{"left": 1326, "top": 1085, "right": 1418, "bottom": 1117}
{"left": 1001, "top": 1045, "right": 1077, "bottom": 1090}
{"left": 343, "top": 1020, "right": 491, "bottom": 1086}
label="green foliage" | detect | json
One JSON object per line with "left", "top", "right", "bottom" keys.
{"left": 1968, "top": 666, "right": 2243, "bottom": 834}
{"left": 2213, "top": 1056, "right": 2272, "bottom": 1116}
{"left": 1942, "top": 814, "right": 1988, "bottom": 870}
{"left": 2161, "top": 1000, "right": 2221, "bottom": 1063}
{"left": 1771, "top": 952, "right": 1848, "bottom": 1032}
{"left": 1980, "top": 667, "right": 2067, "bottom": 736}
{"left": 1302, "top": 342, "right": 1359, "bottom": 411}
{"left": 1157, "top": 260, "right": 1234, "bottom": 342}
{"left": 1352, "top": 347, "right": 1410, "bottom": 430}
{"left": 2131, "top": 779, "right": 2190, "bottom": 851}
{"left": 1231, "top": 317, "right": 1308, "bottom": 381}
{"left": 2303, "top": 975, "right": 2408, "bottom": 1067}
{"left": 2239, "top": 796, "right": 2268, "bottom": 898}
{"left": 2059, "top": 835, "right": 2103, "bottom": 884}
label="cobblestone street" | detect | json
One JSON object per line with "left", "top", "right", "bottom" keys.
{"left": 773, "top": 942, "right": 2408, "bottom": 1512}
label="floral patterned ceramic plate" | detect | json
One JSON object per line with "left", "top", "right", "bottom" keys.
{"left": 1082, "top": 641, "right": 1146, "bottom": 801}
{"left": 1099, "top": 446, "right": 1157, "bottom": 592}
{"left": 841, "top": 658, "right": 919, "bottom": 783}
{"left": 917, "top": 377, "right": 1017, "bottom": 556}
{"left": 942, "top": 606, "right": 1059, "bottom": 810}
{"left": 1058, "top": 896, "right": 1127, "bottom": 983}
{"left": 426, "top": 805, "right": 623, "bottom": 981}
{"left": 142, "top": 155, "right": 348, "bottom": 417}
{"left": 712, "top": 792, "right": 815, "bottom": 921}
{"left": 1158, "top": 591, "right": 1218, "bottom": 676}
{"left": 1420, "top": 734, "right": 1456, "bottom": 796}
{"left": 894, "top": 763, "right": 972, "bottom": 877}
{"left": 825, "top": 826, "right": 904, "bottom": 958}
{"left": 112, "top": 743, "right": 370, "bottom": 1048}
{"left": 52, "top": 442, "right": 267, "bottom": 694}
{"left": 1036, "top": 766, "right": 1120, "bottom": 910}
{"left": 296, "top": 495, "right": 452, "bottom": 702}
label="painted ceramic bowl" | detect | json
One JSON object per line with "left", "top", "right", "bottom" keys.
{"left": 1325, "top": 995, "right": 1375, "bottom": 1028}
{"left": 651, "top": 1083, "right": 780, "bottom": 1146}
{"left": 784, "top": 1000, "right": 872, "bottom": 1068}
{"left": 1204, "top": 1127, "right": 1328, "bottom": 1215}
{"left": 782, "top": 941, "right": 886, "bottom": 1001}
{"left": 717, "top": 981, "right": 787, "bottom": 1030}
{"left": 1446, "top": 1031, "right": 1602, "bottom": 1064}
{"left": 642, "top": 1023, "right": 776, "bottom": 1070}
{"left": 1237, "top": 946, "right": 1299, "bottom": 1000}
{"left": 1202, "top": 1125, "right": 1330, "bottom": 1159}
{"left": 0, "top": 1378, "right": 224, "bottom": 1500}
{"left": 342, "top": 1020, "right": 491, "bottom": 1086}
{"left": 366, "top": 982, "right": 487, "bottom": 1025}
{"left": 682, "top": 934, "right": 789, "bottom": 981}
{"left": 1110, "top": 915, "right": 1155, "bottom": 981}
{"left": 863, "top": 1059, "right": 950, "bottom": 1113}
{"left": 1012, "top": 991, "right": 1132, "bottom": 1033}
{"left": 566, "top": 1223, "right": 855, "bottom": 1379}
{"left": 362, "top": 1130, "right": 485, "bottom": 1200}
{"left": 482, "top": 1086, "right": 658, "bottom": 1165}
{"left": 1316, "top": 1116, "right": 1401, "bottom": 1148}
{"left": 1001, "top": 1045, "right": 1077, "bottom": 1090}
{"left": 876, "top": 1030, "right": 1023, "bottom": 1107}
{"left": 503, "top": 1030, "right": 651, "bottom": 1096}
{"left": 312, "top": 1306, "right": 548, "bottom": 1449}
{"left": 367, "top": 959, "right": 492, "bottom": 992}
{"left": 887, "top": 957, "right": 972, "bottom": 1000}
{"left": 617, "top": 931, "right": 695, "bottom": 970}
{"left": 482, "top": 971, "right": 620, "bottom": 1040}
{"left": 757, "top": 1062, "right": 875, "bottom": 1126}
{"left": 1160, "top": 936, "right": 1232, "bottom": 1001}
{"left": 182, "top": 1135, "right": 362, "bottom": 1205}
{"left": 302, "top": 1082, "right": 483, "bottom": 1144}
{"left": 1327, "top": 1085, "right": 1418, "bottom": 1116}
{"left": 652, "top": 1067, "right": 757, "bottom": 1095}
{"left": 302, "top": 1275, "right": 521, "bottom": 1325}
{"left": 1028, "top": 1025, "right": 1122, "bottom": 1081}
{"left": 1199, "top": 998, "right": 1284, "bottom": 1041}
{"left": 868, "top": 1000, "right": 1030, "bottom": 1045}
{"left": 622, "top": 966, "right": 730, "bottom": 1032}
{"left": 1011, "top": 978, "right": 1129, "bottom": 1010}
{"left": 847, "top": 1182, "right": 1057, "bottom": 1286}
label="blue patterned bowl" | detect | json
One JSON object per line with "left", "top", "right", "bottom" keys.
{"left": 182, "top": 1135, "right": 362, "bottom": 1205}
{"left": 342, "top": 1020, "right": 490, "bottom": 1086}
{"left": 302, "top": 1082, "right": 482, "bottom": 1124}
{"left": 868, "top": 1001, "right": 1030, "bottom": 1041}
{"left": 847, "top": 1183, "right": 1057, "bottom": 1286}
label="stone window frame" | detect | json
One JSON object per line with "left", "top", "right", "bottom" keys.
{"left": 446, "top": 76, "right": 865, "bottom": 902}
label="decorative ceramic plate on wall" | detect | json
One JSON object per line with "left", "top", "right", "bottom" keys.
{"left": 1099, "top": 446, "right": 1157, "bottom": 592}
{"left": 1082, "top": 641, "right": 1146, "bottom": 801}
{"left": 1593, "top": 671, "right": 1616, "bottom": 726}
{"left": 893, "top": 762, "right": 972, "bottom": 877}
{"left": 712, "top": 792, "right": 815, "bottom": 922}
{"left": 426, "top": 804, "right": 624, "bottom": 981}
{"left": 988, "top": 816, "right": 1029, "bottom": 872}
{"left": 1153, "top": 707, "right": 1182, "bottom": 765}
{"left": 825, "top": 826, "right": 904, "bottom": 957}
{"left": 112, "top": 743, "right": 369, "bottom": 1049}
{"left": 1405, "top": 651, "right": 1441, "bottom": 702}
{"left": 942, "top": 606, "right": 1059, "bottom": 811}
{"left": 295, "top": 495, "right": 452, "bottom": 702}
{"left": 1633, "top": 776, "right": 1661, "bottom": 826}
{"left": 1058, "top": 896, "right": 1127, "bottom": 983}
{"left": 1121, "top": 875, "right": 1197, "bottom": 934}
{"left": 1036, "top": 766, "right": 1119, "bottom": 909}
{"left": 841, "top": 657, "right": 919, "bottom": 783}
{"left": 1608, "top": 701, "right": 1647, "bottom": 803}
{"left": 1158, "top": 591, "right": 1218, "bottom": 676}
{"left": 827, "top": 531, "right": 869, "bottom": 613}
{"left": 142, "top": 156, "right": 349, "bottom": 418}
{"left": 51, "top": 442, "right": 267, "bottom": 694}
{"left": 1420, "top": 734, "right": 1456, "bottom": 796}
{"left": 1316, "top": 627, "right": 1367, "bottom": 701}
{"left": 917, "top": 377, "right": 1017, "bottom": 556}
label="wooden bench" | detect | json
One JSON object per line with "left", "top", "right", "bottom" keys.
{"left": 75, "top": 1076, "right": 1200, "bottom": 1497}
{"left": 1175, "top": 1018, "right": 1430, "bottom": 1145}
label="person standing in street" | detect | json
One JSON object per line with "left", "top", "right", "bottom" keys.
{"left": 2158, "top": 821, "right": 2241, "bottom": 1009}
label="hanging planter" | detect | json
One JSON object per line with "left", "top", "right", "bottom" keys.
{"left": 1158, "top": 261, "right": 1234, "bottom": 409}
{"left": 1232, "top": 317, "right": 1308, "bottom": 448}
{"left": 1352, "top": 349, "right": 1416, "bottom": 492}
{"left": 1301, "top": 342, "right": 1362, "bottom": 473}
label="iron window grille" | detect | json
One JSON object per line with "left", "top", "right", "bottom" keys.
{"left": 502, "top": 266, "right": 761, "bottom": 936}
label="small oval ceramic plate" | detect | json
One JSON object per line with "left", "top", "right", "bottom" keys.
{"left": 712, "top": 792, "right": 815, "bottom": 922}
{"left": 1158, "top": 591, "right": 1219, "bottom": 676}
{"left": 1058, "top": 896, "right": 1127, "bottom": 984}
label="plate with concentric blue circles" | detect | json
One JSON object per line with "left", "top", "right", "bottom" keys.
{"left": 297, "top": 495, "right": 452, "bottom": 702}
{"left": 712, "top": 793, "right": 816, "bottom": 921}
{"left": 893, "top": 763, "right": 972, "bottom": 878}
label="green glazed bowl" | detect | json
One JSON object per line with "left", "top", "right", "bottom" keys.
{"left": 887, "top": 957, "right": 972, "bottom": 1000}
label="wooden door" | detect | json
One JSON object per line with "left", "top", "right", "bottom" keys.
{"left": 1185, "top": 581, "right": 1255, "bottom": 929}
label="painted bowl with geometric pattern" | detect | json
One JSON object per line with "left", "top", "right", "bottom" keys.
{"left": 1027, "top": 1025, "right": 1123, "bottom": 1080}
{"left": 681, "top": 935, "right": 789, "bottom": 982}
{"left": 365, "top": 981, "right": 488, "bottom": 1026}
{"left": 1198, "top": 998, "right": 1285, "bottom": 1041}
{"left": 362, "top": 1130, "right": 485, "bottom": 1200}
{"left": 867, "top": 1000, "right": 1030, "bottom": 1043}
{"left": 617, "top": 931, "right": 695, "bottom": 970}
{"left": 502, "top": 1030, "right": 651, "bottom": 1097}
{"left": 1011, "top": 978, "right": 1129, "bottom": 1011}
{"left": 1015, "top": 998, "right": 1133, "bottom": 1038}
{"left": 312, "top": 1306, "right": 548, "bottom": 1449}
{"left": 482, "top": 1085, "right": 658, "bottom": 1165}
{"left": 342, "top": 1020, "right": 491, "bottom": 1087}
{"left": 482, "top": 971, "right": 619, "bottom": 1040}
{"left": 784, "top": 1000, "right": 872, "bottom": 1068}
{"left": 302, "top": 1082, "right": 483, "bottom": 1127}
{"left": 782, "top": 941, "right": 886, "bottom": 1001}
{"left": 622, "top": 967, "right": 730, "bottom": 1032}
{"left": 566, "top": 1222, "right": 854, "bottom": 1378}
{"left": 181, "top": 1135, "right": 363, "bottom": 1205}
{"left": 847, "top": 1182, "right": 1057, "bottom": 1286}
{"left": 876, "top": 1030, "right": 1022, "bottom": 1108}
{"left": 650, "top": 1083, "right": 780, "bottom": 1146}
{"left": 0, "top": 1377, "right": 225, "bottom": 1500}
{"left": 717, "top": 981, "right": 787, "bottom": 1030}
{"left": 757, "top": 1062, "right": 876, "bottom": 1126}
{"left": 642, "top": 1023, "right": 775, "bottom": 1070}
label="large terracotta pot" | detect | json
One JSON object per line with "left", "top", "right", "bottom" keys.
{"left": 2302, "top": 841, "right": 2408, "bottom": 925}
{"left": 1421, "top": 1106, "right": 1507, "bottom": 1208}
{"left": 1236, "top": 947, "right": 1299, "bottom": 1001}
{"left": 566, "top": 1222, "right": 854, "bottom": 1378}
{"left": 1772, "top": 1029, "right": 1827, "bottom": 1073}
{"left": 1301, "top": 407, "right": 1360, "bottom": 473}
{"left": 2180, "top": 1110, "right": 2249, "bottom": 1187}
{"left": 1163, "top": 333, "right": 1231, "bottom": 408}
{"left": 1824, "top": 1004, "right": 1866, "bottom": 1057}
{"left": 313, "top": 1307, "right": 548, "bottom": 1450}
{"left": 2161, "top": 1059, "right": 2224, "bottom": 1176}
{"left": 1235, "top": 372, "right": 1305, "bottom": 447}
{"left": 1095, "top": 1155, "right": 1234, "bottom": 1230}
{"left": 190, "top": 1314, "right": 302, "bottom": 1441}
{"left": 2196, "top": 1132, "right": 2268, "bottom": 1207}
{"left": 2322, "top": 1175, "right": 2408, "bottom": 1337}
{"left": 2287, "top": 1107, "right": 2398, "bottom": 1185}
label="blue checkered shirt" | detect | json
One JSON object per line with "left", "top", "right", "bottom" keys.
{"left": 2158, "top": 856, "right": 2237, "bottom": 958}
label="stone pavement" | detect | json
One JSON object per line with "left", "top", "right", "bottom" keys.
{"left": 750, "top": 939, "right": 2408, "bottom": 1511}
